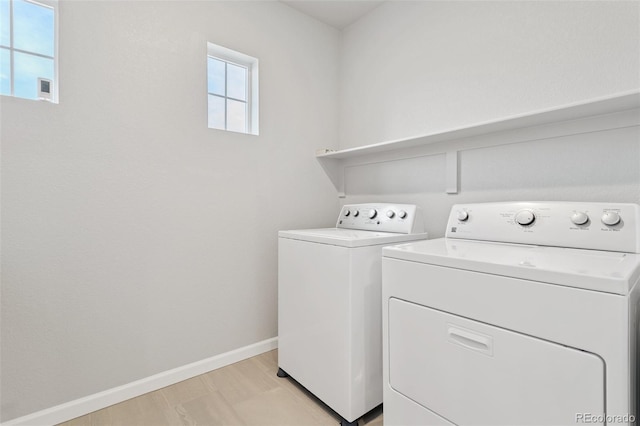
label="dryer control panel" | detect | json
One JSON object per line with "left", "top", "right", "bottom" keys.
{"left": 446, "top": 202, "right": 640, "bottom": 253}
{"left": 337, "top": 203, "right": 425, "bottom": 234}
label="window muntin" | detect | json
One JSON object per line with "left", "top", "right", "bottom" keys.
{"left": 0, "top": 0, "right": 58, "bottom": 102}
{"left": 206, "top": 42, "right": 258, "bottom": 135}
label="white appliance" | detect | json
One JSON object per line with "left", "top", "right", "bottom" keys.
{"left": 278, "top": 203, "right": 428, "bottom": 426}
{"left": 382, "top": 202, "right": 640, "bottom": 426}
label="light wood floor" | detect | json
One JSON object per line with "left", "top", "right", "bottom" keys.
{"left": 59, "top": 350, "right": 383, "bottom": 426}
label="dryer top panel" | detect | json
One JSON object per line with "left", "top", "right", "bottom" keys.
{"left": 383, "top": 238, "right": 640, "bottom": 295}
{"left": 445, "top": 202, "right": 640, "bottom": 253}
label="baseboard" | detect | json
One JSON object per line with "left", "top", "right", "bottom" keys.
{"left": 2, "top": 337, "right": 278, "bottom": 426}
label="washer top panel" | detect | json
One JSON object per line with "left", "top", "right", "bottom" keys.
{"left": 279, "top": 228, "right": 428, "bottom": 248}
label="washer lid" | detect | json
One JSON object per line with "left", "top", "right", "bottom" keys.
{"left": 279, "top": 228, "right": 428, "bottom": 248}
{"left": 383, "top": 238, "right": 640, "bottom": 295}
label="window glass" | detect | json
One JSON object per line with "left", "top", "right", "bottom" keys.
{"left": 0, "top": 0, "right": 10, "bottom": 47}
{"left": 208, "top": 94, "right": 225, "bottom": 130}
{"left": 226, "top": 63, "right": 246, "bottom": 101}
{"left": 0, "top": 47, "right": 9, "bottom": 95}
{"left": 207, "top": 57, "right": 225, "bottom": 96}
{"left": 13, "top": 0, "right": 54, "bottom": 57}
{"left": 227, "top": 99, "right": 246, "bottom": 133}
{"left": 14, "top": 51, "right": 53, "bottom": 99}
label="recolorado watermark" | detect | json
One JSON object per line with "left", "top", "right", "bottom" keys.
{"left": 576, "top": 413, "right": 635, "bottom": 424}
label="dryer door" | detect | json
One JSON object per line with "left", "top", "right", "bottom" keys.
{"left": 388, "top": 298, "right": 605, "bottom": 425}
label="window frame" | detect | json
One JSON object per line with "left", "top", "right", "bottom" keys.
{"left": 1, "top": 0, "right": 59, "bottom": 103}
{"left": 207, "top": 42, "right": 259, "bottom": 135}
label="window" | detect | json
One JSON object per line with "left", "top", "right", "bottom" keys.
{"left": 0, "top": 0, "right": 58, "bottom": 102}
{"left": 207, "top": 42, "right": 258, "bottom": 135}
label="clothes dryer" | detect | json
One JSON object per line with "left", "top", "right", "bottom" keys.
{"left": 382, "top": 202, "right": 640, "bottom": 426}
{"left": 278, "top": 203, "right": 428, "bottom": 426}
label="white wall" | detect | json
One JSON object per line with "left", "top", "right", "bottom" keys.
{"left": 339, "top": 1, "right": 640, "bottom": 237}
{"left": 0, "top": 1, "right": 339, "bottom": 421}
{"left": 340, "top": 1, "right": 640, "bottom": 149}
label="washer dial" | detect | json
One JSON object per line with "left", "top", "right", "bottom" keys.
{"left": 515, "top": 210, "right": 536, "bottom": 226}
{"left": 570, "top": 211, "right": 589, "bottom": 225}
{"left": 601, "top": 211, "right": 621, "bottom": 226}
{"left": 457, "top": 211, "right": 469, "bottom": 221}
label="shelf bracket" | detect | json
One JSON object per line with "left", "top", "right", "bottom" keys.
{"left": 337, "top": 164, "right": 345, "bottom": 198}
{"left": 445, "top": 151, "right": 458, "bottom": 194}
{"left": 317, "top": 157, "right": 346, "bottom": 198}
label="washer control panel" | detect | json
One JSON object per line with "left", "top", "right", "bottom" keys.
{"left": 446, "top": 202, "right": 640, "bottom": 253}
{"left": 337, "top": 203, "right": 425, "bottom": 234}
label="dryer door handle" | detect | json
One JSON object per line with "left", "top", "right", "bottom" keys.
{"left": 447, "top": 325, "right": 493, "bottom": 356}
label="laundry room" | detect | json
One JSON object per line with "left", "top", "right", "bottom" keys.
{"left": 1, "top": 1, "right": 638, "bottom": 425}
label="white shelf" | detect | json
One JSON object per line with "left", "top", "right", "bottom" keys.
{"left": 317, "top": 91, "right": 640, "bottom": 197}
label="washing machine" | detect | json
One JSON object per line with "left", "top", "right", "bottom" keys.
{"left": 382, "top": 202, "right": 640, "bottom": 426}
{"left": 278, "top": 203, "right": 428, "bottom": 425}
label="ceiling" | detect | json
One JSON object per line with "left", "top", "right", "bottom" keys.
{"left": 281, "top": 1, "right": 384, "bottom": 30}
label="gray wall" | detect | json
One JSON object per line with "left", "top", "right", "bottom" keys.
{"left": 0, "top": 1, "right": 339, "bottom": 420}
{"left": 338, "top": 1, "right": 640, "bottom": 237}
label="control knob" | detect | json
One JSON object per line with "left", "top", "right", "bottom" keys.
{"left": 570, "top": 211, "right": 589, "bottom": 226}
{"left": 386, "top": 210, "right": 395, "bottom": 218}
{"left": 398, "top": 210, "right": 407, "bottom": 219}
{"left": 368, "top": 209, "right": 378, "bottom": 219}
{"left": 353, "top": 210, "right": 359, "bottom": 217}
{"left": 344, "top": 209, "right": 351, "bottom": 217}
{"left": 515, "top": 210, "right": 535, "bottom": 226}
{"left": 457, "top": 211, "right": 469, "bottom": 221}
{"left": 601, "top": 211, "right": 621, "bottom": 226}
